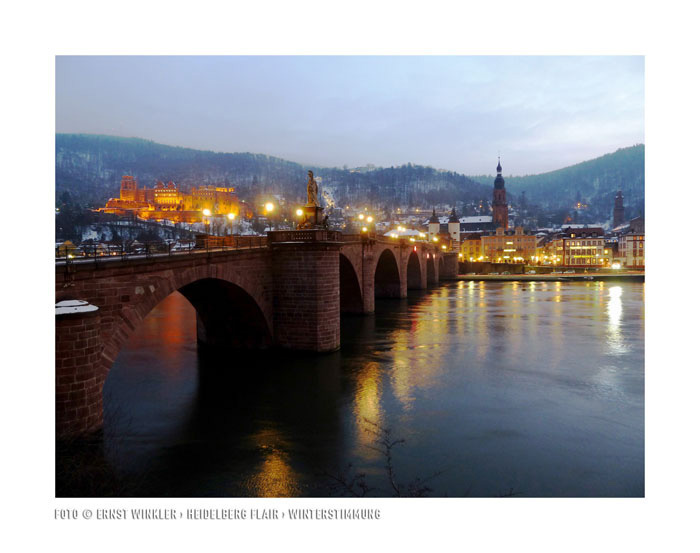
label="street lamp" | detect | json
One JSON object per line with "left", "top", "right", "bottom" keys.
{"left": 202, "top": 208, "right": 211, "bottom": 234}
{"left": 228, "top": 212, "right": 236, "bottom": 236}
{"left": 264, "top": 202, "right": 275, "bottom": 230}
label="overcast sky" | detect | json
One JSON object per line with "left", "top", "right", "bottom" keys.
{"left": 56, "top": 56, "right": 643, "bottom": 176}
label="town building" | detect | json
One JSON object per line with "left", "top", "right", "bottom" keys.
{"left": 550, "top": 226, "right": 608, "bottom": 268}
{"left": 459, "top": 215, "right": 495, "bottom": 232}
{"left": 459, "top": 232, "right": 484, "bottom": 261}
{"left": 481, "top": 226, "right": 536, "bottom": 263}
{"left": 618, "top": 217, "right": 645, "bottom": 269}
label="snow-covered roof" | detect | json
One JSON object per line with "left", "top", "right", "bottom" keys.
{"left": 459, "top": 216, "right": 492, "bottom": 224}
{"left": 383, "top": 228, "right": 424, "bottom": 238}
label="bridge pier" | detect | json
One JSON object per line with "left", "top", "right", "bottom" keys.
{"left": 269, "top": 230, "right": 342, "bottom": 352}
{"left": 440, "top": 252, "right": 459, "bottom": 280}
{"left": 55, "top": 301, "right": 105, "bottom": 438}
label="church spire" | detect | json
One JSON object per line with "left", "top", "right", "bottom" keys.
{"left": 494, "top": 157, "right": 505, "bottom": 190}
{"left": 492, "top": 155, "right": 508, "bottom": 229}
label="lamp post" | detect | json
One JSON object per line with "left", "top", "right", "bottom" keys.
{"left": 358, "top": 213, "right": 374, "bottom": 235}
{"left": 202, "top": 208, "right": 211, "bottom": 235}
{"left": 228, "top": 212, "right": 236, "bottom": 236}
{"left": 264, "top": 202, "right": 275, "bottom": 231}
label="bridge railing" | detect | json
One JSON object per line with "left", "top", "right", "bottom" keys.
{"left": 268, "top": 230, "right": 343, "bottom": 243}
{"left": 55, "top": 235, "right": 268, "bottom": 266}
{"left": 340, "top": 233, "right": 370, "bottom": 242}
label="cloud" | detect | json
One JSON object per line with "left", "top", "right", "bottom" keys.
{"left": 56, "top": 56, "right": 644, "bottom": 175}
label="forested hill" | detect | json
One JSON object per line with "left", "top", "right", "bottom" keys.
{"left": 55, "top": 134, "right": 490, "bottom": 208}
{"left": 472, "top": 144, "right": 645, "bottom": 220}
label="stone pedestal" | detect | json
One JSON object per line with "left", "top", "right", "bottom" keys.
{"left": 299, "top": 204, "right": 324, "bottom": 229}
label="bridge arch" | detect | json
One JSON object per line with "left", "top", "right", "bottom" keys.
{"left": 427, "top": 253, "right": 437, "bottom": 285}
{"left": 374, "top": 248, "right": 401, "bottom": 298}
{"left": 101, "top": 271, "right": 273, "bottom": 369}
{"left": 406, "top": 250, "right": 423, "bottom": 290}
{"left": 179, "top": 278, "right": 272, "bottom": 350}
{"left": 339, "top": 252, "right": 364, "bottom": 314}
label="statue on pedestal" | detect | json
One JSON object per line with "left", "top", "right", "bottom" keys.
{"left": 298, "top": 170, "right": 324, "bottom": 230}
{"left": 307, "top": 170, "right": 318, "bottom": 207}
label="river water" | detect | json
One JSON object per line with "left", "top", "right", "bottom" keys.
{"left": 103, "top": 280, "right": 644, "bottom": 497}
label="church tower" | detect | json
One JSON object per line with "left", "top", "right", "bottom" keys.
{"left": 613, "top": 190, "right": 625, "bottom": 228}
{"left": 492, "top": 158, "right": 508, "bottom": 229}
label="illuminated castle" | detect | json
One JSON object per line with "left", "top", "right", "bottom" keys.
{"left": 102, "top": 176, "right": 251, "bottom": 222}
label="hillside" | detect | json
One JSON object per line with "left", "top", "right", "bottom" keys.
{"left": 472, "top": 144, "right": 645, "bottom": 221}
{"left": 56, "top": 135, "right": 644, "bottom": 221}
{"left": 55, "top": 134, "right": 490, "bottom": 208}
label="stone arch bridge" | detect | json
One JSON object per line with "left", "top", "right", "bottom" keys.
{"left": 55, "top": 230, "right": 458, "bottom": 436}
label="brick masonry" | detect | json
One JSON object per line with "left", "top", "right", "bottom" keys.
{"left": 271, "top": 241, "right": 342, "bottom": 352}
{"left": 55, "top": 308, "right": 104, "bottom": 437}
{"left": 55, "top": 237, "right": 448, "bottom": 435}
{"left": 441, "top": 252, "right": 459, "bottom": 279}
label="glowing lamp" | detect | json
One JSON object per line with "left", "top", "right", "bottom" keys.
{"left": 296, "top": 209, "right": 303, "bottom": 217}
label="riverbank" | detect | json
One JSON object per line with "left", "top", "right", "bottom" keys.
{"left": 458, "top": 272, "right": 645, "bottom": 282}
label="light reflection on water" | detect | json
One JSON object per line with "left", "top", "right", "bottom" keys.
{"left": 104, "top": 280, "right": 644, "bottom": 497}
